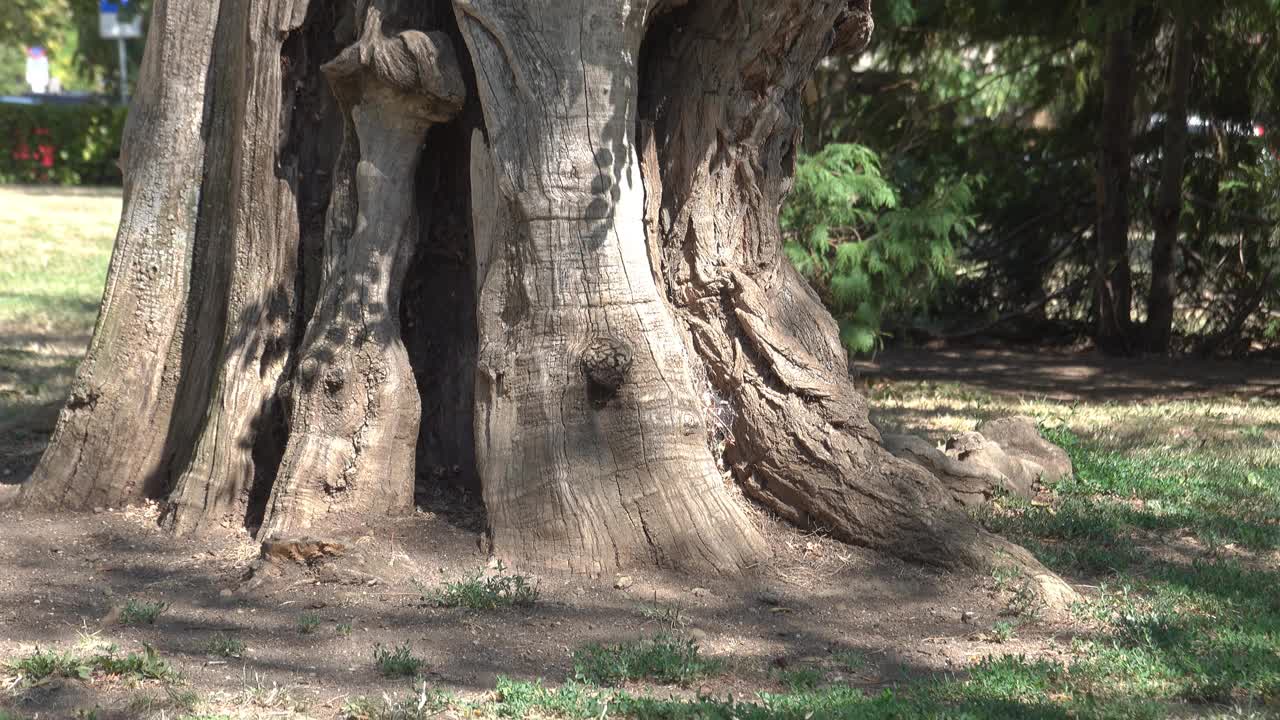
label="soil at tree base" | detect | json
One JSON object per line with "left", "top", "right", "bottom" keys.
{"left": 0, "top": 501, "right": 1083, "bottom": 719}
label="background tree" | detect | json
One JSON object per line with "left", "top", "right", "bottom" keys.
{"left": 800, "top": 0, "right": 1279, "bottom": 356}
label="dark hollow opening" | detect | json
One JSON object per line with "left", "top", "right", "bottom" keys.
{"left": 401, "top": 0, "right": 485, "bottom": 528}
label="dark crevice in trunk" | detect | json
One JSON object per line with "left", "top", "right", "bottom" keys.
{"left": 243, "top": 0, "right": 347, "bottom": 530}
{"left": 402, "top": 0, "right": 484, "bottom": 517}
{"left": 281, "top": 0, "right": 349, "bottom": 332}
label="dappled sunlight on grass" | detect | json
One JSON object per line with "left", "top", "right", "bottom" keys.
{"left": 0, "top": 186, "right": 119, "bottom": 470}
{"left": 868, "top": 380, "right": 1280, "bottom": 467}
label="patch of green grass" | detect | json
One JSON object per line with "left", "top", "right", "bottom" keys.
{"left": 119, "top": 598, "right": 169, "bottom": 625}
{"left": 870, "top": 382, "right": 1280, "bottom": 714}
{"left": 425, "top": 563, "right": 538, "bottom": 610}
{"left": 6, "top": 643, "right": 177, "bottom": 685}
{"left": 773, "top": 665, "right": 824, "bottom": 691}
{"left": 373, "top": 643, "right": 425, "bottom": 678}
{"left": 833, "top": 649, "right": 870, "bottom": 673}
{"left": 297, "top": 612, "right": 321, "bottom": 635}
{"left": 969, "top": 425, "right": 1280, "bottom": 709}
{"left": 337, "top": 622, "right": 353, "bottom": 637}
{"left": 0, "top": 188, "right": 118, "bottom": 333}
{"left": 476, "top": 670, "right": 1170, "bottom": 720}
{"left": 204, "top": 633, "right": 244, "bottom": 658}
{"left": 571, "top": 634, "right": 722, "bottom": 687}
{"left": 0, "top": 188, "right": 118, "bottom": 432}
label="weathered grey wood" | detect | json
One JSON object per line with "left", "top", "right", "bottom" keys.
{"left": 19, "top": 0, "right": 223, "bottom": 510}
{"left": 161, "top": 0, "right": 311, "bottom": 535}
{"left": 260, "top": 7, "right": 466, "bottom": 536}
{"left": 457, "top": 0, "right": 766, "bottom": 573}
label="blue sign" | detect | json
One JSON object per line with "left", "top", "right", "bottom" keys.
{"left": 99, "top": 0, "right": 141, "bottom": 39}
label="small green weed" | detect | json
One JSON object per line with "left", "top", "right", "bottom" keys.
{"left": 119, "top": 598, "right": 169, "bottom": 625}
{"left": 205, "top": 633, "right": 244, "bottom": 658}
{"left": 6, "top": 644, "right": 176, "bottom": 684}
{"left": 990, "top": 620, "right": 1017, "bottom": 643}
{"left": 832, "top": 649, "right": 870, "bottom": 673}
{"left": 426, "top": 563, "right": 538, "bottom": 610}
{"left": 9, "top": 647, "right": 88, "bottom": 681}
{"left": 91, "top": 644, "right": 178, "bottom": 681}
{"left": 337, "top": 623, "right": 353, "bottom": 637}
{"left": 772, "top": 665, "right": 824, "bottom": 691}
{"left": 297, "top": 613, "right": 321, "bottom": 635}
{"left": 373, "top": 643, "right": 425, "bottom": 678}
{"left": 572, "top": 634, "right": 721, "bottom": 687}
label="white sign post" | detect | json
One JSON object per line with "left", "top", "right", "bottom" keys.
{"left": 25, "top": 47, "right": 50, "bottom": 94}
{"left": 99, "top": 1, "right": 143, "bottom": 105}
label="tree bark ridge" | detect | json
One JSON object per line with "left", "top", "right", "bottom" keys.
{"left": 20, "top": 0, "right": 224, "bottom": 510}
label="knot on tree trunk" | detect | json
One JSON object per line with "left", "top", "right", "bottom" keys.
{"left": 581, "top": 336, "right": 633, "bottom": 392}
{"left": 323, "top": 6, "right": 466, "bottom": 123}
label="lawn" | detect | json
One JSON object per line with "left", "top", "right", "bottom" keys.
{"left": 0, "top": 189, "right": 1277, "bottom": 719}
{"left": 0, "top": 186, "right": 119, "bottom": 453}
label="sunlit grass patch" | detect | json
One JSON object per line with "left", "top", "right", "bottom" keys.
{"left": 0, "top": 187, "right": 118, "bottom": 438}
{"left": 0, "top": 187, "right": 118, "bottom": 334}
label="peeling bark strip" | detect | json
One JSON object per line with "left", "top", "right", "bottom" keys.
{"left": 19, "top": 0, "right": 223, "bottom": 510}
{"left": 260, "top": 8, "right": 466, "bottom": 536}
{"left": 458, "top": 0, "right": 766, "bottom": 574}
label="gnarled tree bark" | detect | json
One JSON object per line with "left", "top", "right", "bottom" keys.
{"left": 262, "top": 7, "right": 466, "bottom": 536}
{"left": 458, "top": 0, "right": 766, "bottom": 574}
{"left": 11, "top": 0, "right": 1075, "bottom": 604}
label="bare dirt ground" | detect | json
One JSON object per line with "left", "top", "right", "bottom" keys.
{"left": 0, "top": 495, "right": 1081, "bottom": 719}
{"left": 2, "top": 346, "right": 1274, "bottom": 718}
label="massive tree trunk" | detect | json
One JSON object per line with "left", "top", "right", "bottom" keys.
{"left": 9, "top": 0, "right": 1074, "bottom": 597}
{"left": 1144, "top": 15, "right": 1194, "bottom": 355}
{"left": 1093, "top": 10, "right": 1138, "bottom": 356}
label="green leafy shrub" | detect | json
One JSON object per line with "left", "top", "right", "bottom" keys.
{"left": 783, "top": 143, "right": 976, "bottom": 354}
{"left": 0, "top": 103, "right": 126, "bottom": 185}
